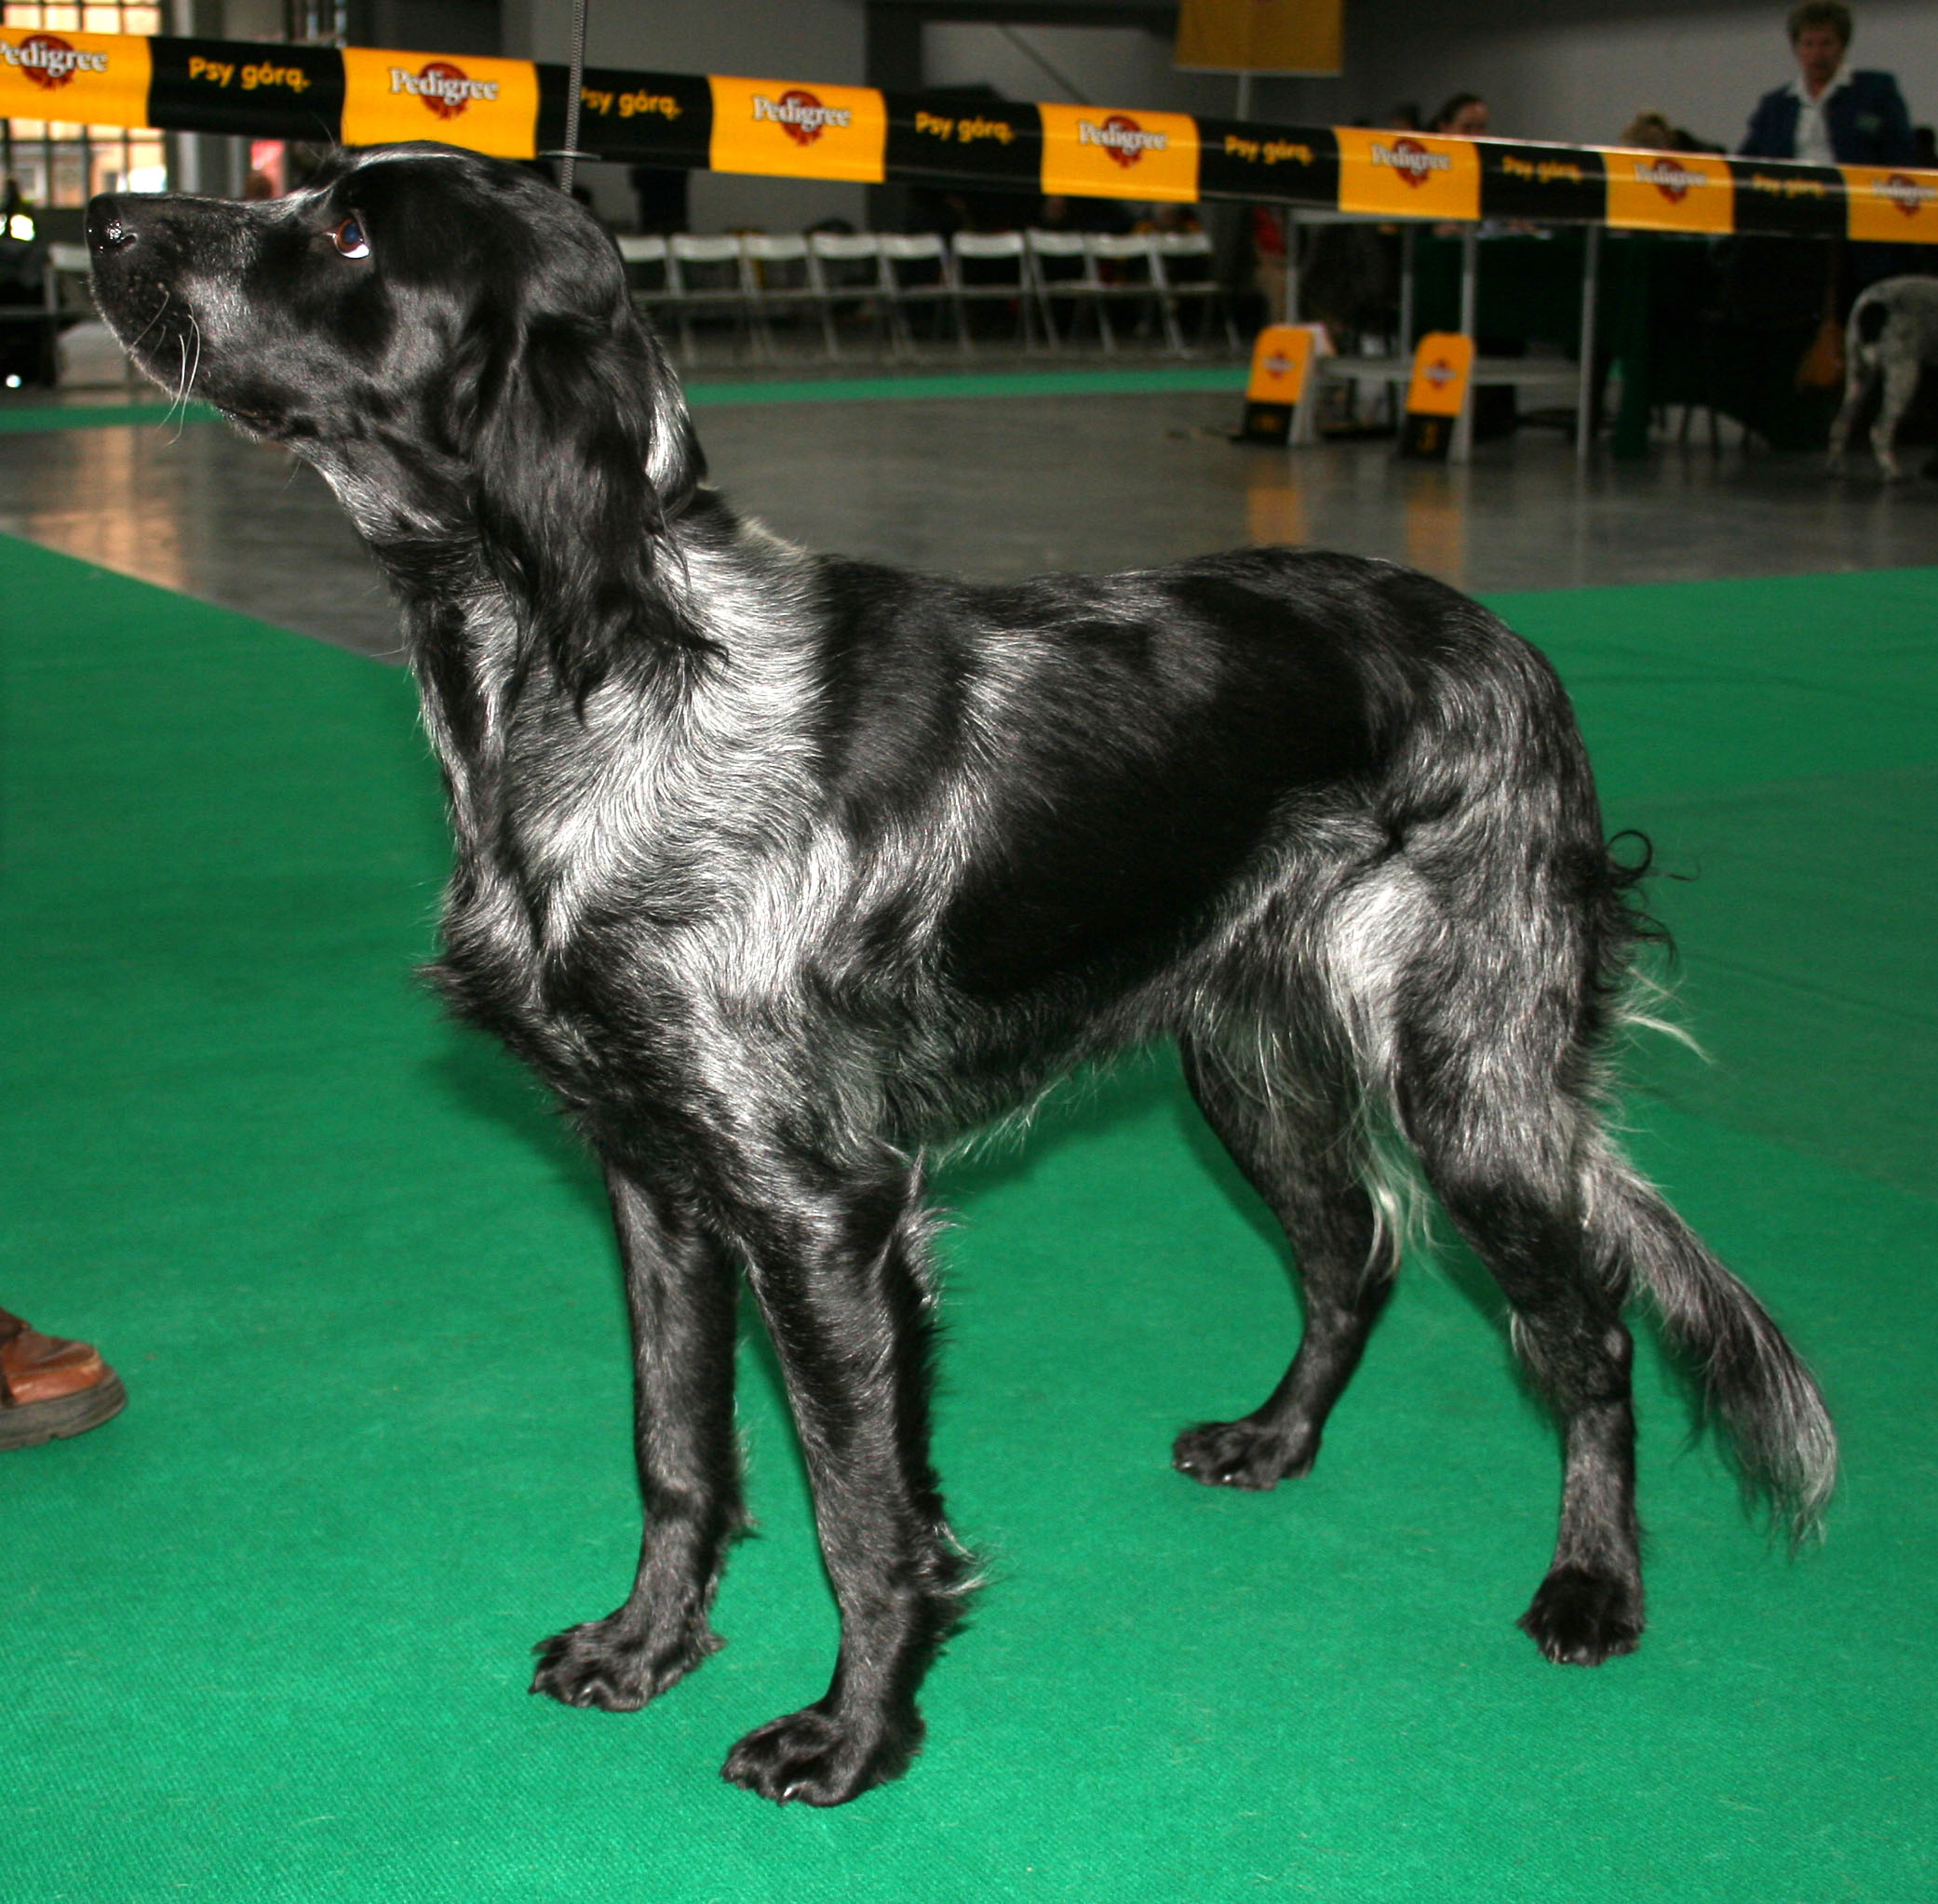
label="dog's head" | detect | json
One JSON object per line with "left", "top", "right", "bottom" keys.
{"left": 88, "top": 144, "right": 707, "bottom": 688}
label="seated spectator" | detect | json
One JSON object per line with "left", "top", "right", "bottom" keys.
{"left": 1432, "top": 93, "right": 1490, "bottom": 139}
{"left": 1740, "top": 3, "right": 1914, "bottom": 166}
{"left": 1621, "top": 110, "right": 1725, "bottom": 154}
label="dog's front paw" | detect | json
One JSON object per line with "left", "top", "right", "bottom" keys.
{"left": 1517, "top": 1564, "right": 1644, "bottom": 1666}
{"left": 530, "top": 1609, "right": 721, "bottom": 1711}
{"left": 721, "top": 1700, "right": 921, "bottom": 1806}
{"left": 1172, "top": 1417, "right": 1316, "bottom": 1490}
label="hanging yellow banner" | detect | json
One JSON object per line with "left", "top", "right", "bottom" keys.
{"left": 1335, "top": 127, "right": 1480, "bottom": 221}
{"left": 1840, "top": 163, "right": 1938, "bottom": 244}
{"left": 708, "top": 76, "right": 886, "bottom": 183}
{"left": 1175, "top": 0, "right": 1342, "bottom": 75}
{"left": 1039, "top": 102, "right": 1200, "bottom": 202}
{"left": 1604, "top": 149, "right": 1733, "bottom": 234}
{"left": 340, "top": 47, "right": 538, "bottom": 156}
{"left": 0, "top": 28, "right": 150, "bottom": 127}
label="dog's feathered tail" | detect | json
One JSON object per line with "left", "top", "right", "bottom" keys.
{"left": 1588, "top": 1146, "right": 1837, "bottom": 1539}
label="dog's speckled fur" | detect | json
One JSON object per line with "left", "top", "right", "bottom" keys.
{"left": 89, "top": 145, "right": 1836, "bottom": 1807}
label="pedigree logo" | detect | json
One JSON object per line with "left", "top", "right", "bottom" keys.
{"left": 1, "top": 32, "right": 109, "bottom": 88}
{"left": 390, "top": 60, "right": 499, "bottom": 120}
{"left": 1635, "top": 157, "right": 1705, "bottom": 204}
{"left": 1077, "top": 113, "right": 1167, "bottom": 169}
{"left": 1039, "top": 101, "right": 1196, "bottom": 201}
{"left": 1372, "top": 137, "right": 1450, "bottom": 186}
{"left": 752, "top": 88, "right": 852, "bottom": 146}
{"left": 1877, "top": 172, "right": 1938, "bottom": 216}
{"left": 709, "top": 76, "right": 885, "bottom": 182}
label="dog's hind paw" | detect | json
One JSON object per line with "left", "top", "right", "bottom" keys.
{"left": 1172, "top": 1418, "right": 1316, "bottom": 1490}
{"left": 721, "top": 1700, "right": 921, "bottom": 1806}
{"left": 529, "top": 1610, "right": 721, "bottom": 1711}
{"left": 1517, "top": 1565, "right": 1644, "bottom": 1666}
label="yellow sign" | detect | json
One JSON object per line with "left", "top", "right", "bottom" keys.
{"left": 341, "top": 47, "right": 538, "bottom": 155}
{"left": 1335, "top": 127, "right": 1479, "bottom": 221}
{"left": 708, "top": 76, "right": 886, "bottom": 183}
{"left": 1840, "top": 163, "right": 1938, "bottom": 245}
{"left": 1039, "top": 102, "right": 1200, "bottom": 202}
{"left": 1604, "top": 150, "right": 1733, "bottom": 234}
{"left": 0, "top": 28, "right": 150, "bottom": 127}
{"left": 1246, "top": 323, "right": 1316, "bottom": 403}
{"left": 1175, "top": 0, "right": 1341, "bottom": 75}
{"left": 1406, "top": 331, "right": 1474, "bottom": 417}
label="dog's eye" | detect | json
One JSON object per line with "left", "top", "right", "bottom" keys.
{"left": 331, "top": 216, "right": 371, "bottom": 261}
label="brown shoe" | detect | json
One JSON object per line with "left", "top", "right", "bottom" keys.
{"left": 0, "top": 1307, "right": 127, "bottom": 1449}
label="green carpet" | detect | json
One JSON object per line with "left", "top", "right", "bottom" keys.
{"left": 0, "top": 367, "right": 1248, "bottom": 436}
{"left": 2, "top": 537, "right": 1931, "bottom": 1901}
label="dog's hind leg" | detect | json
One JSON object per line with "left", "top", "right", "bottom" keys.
{"left": 1172, "top": 1030, "right": 1398, "bottom": 1490}
{"left": 1872, "top": 352, "right": 1919, "bottom": 480}
{"left": 530, "top": 1163, "right": 744, "bottom": 1711}
{"left": 719, "top": 1160, "right": 967, "bottom": 1806}
{"left": 1825, "top": 356, "right": 1871, "bottom": 472}
{"left": 1388, "top": 955, "right": 1647, "bottom": 1666}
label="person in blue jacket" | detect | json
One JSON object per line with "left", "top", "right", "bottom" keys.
{"left": 1740, "top": 2, "right": 1915, "bottom": 167}
{"left": 1741, "top": 4, "right": 1918, "bottom": 304}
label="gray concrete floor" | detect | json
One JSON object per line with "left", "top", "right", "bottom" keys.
{"left": 3, "top": 383, "right": 1933, "bottom": 662}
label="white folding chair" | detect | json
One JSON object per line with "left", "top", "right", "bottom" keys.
{"left": 666, "top": 234, "right": 750, "bottom": 364}
{"left": 1151, "top": 229, "right": 1240, "bottom": 355}
{"left": 44, "top": 242, "right": 94, "bottom": 309}
{"left": 1024, "top": 229, "right": 1106, "bottom": 353}
{"left": 1085, "top": 232, "right": 1166, "bottom": 354}
{"left": 949, "top": 230, "right": 1034, "bottom": 353}
{"left": 878, "top": 233, "right": 954, "bottom": 356}
{"left": 616, "top": 234, "right": 671, "bottom": 330}
{"left": 807, "top": 232, "right": 892, "bottom": 359}
{"left": 738, "top": 233, "right": 821, "bottom": 362}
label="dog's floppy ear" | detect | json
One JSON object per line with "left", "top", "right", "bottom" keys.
{"left": 467, "top": 305, "right": 708, "bottom": 700}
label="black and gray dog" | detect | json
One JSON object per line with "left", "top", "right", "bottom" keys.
{"left": 88, "top": 145, "right": 1835, "bottom": 1807}
{"left": 1828, "top": 275, "right": 1938, "bottom": 480}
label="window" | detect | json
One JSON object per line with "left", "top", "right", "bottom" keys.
{"left": 2, "top": 4, "right": 167, "bottom": 209}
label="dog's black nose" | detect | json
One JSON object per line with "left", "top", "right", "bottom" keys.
{"left": 87, "top": 194, "right": 136, "bottom": 255}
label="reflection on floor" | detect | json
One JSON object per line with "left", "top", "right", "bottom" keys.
{"left": 3, "top": 381, "right": 1933, "bottom": 661}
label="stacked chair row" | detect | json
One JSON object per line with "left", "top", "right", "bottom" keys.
{"left": 617, "top": 228, "right": 1242, "bottom": 363}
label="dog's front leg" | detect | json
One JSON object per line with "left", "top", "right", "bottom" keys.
{"left": 720, "top": 1163, "right": 968, "bottom": 1805}
{"left": 530, "top": 1163, "right": 742, "bottom": 1710}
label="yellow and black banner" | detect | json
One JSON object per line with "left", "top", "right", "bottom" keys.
{"left": 1602, "top": 148, "right": 1734, "bottom": 235}
{"left": 1334, "top": 127, "right": 1481, "bottom": 222}
{"left": 707, "top": 75, "right": 886, "bottom": 184}
{"left": 11, "top": 31, "right": 1938, "bottom": 246}
{"left": 1478, "top": 141, "right": 1607, "bottom": 223}
{"left": 1174, "top": 0, "right": 1342, "bottom": 76}
{"left": 0, "top": 26, "right": 150, "bottom": 127}
{"left": 147, "top": 38, "right": 342, "bottom": 141}
{"left": 885, "top": 95, "right": 1041, "bottom": 191}
{"left": 340, "top": 46, "right": 538, "bottom": 156}
{"left": 534, "top": 64, "right": 709, "bottom": 169}
{"left": 1038, "top": 101, "right": 1199, "bottom": 203}
{"left": 1197, "top": 120, "right": 1338, "bottom": 203}
{"left": 1838, "top": 163, "right": 1938, "bottom": 243}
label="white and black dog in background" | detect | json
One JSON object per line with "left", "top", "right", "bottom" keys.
{"left": 87, "top": 145, "right": 1836, "bottom": 1807}
{"left": 1829, "top": 275, "right": 1938, "bottom": 479}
